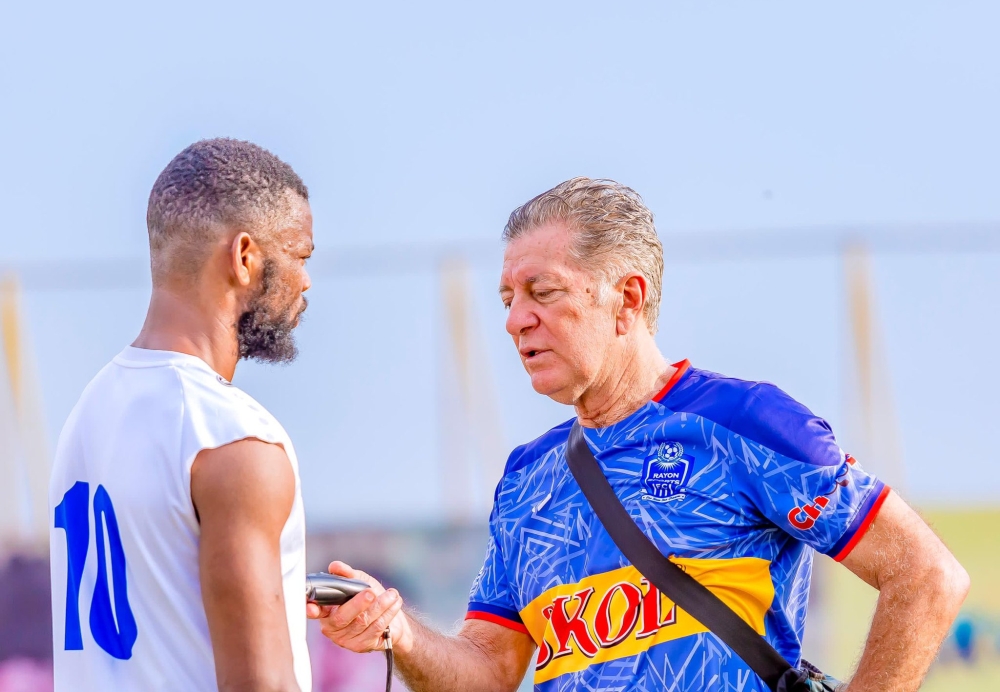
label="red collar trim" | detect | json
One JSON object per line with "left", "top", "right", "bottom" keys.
{"left": 653, "top": 360, "right": 691, "bottom": 402}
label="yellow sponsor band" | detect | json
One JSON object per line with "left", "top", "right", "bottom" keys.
{"left": 519, "top": 557, "right": 774, "bottom": 684}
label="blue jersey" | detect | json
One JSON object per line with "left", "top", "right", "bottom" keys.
{"left": 467, "top": 361, "right": 888, "bottom": 692}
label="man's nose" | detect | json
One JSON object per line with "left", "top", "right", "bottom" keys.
{"left": 505, "top": 297, "right": 538, "bottom": 336}
{"left": 301, "top": 268, "right": 312, "bottom": 293}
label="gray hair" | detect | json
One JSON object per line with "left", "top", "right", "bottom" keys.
{"left": 146, "top": 138, "right": 308, "bottom": 277}
{"left": 503, "top": 177, "right": 663, "bottom": 333}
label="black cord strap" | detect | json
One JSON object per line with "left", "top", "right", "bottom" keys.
{"left": 382, "top": 628, "right": 394, "bottom": 692}
{"left": 565, "top": 422, "right": 807, "bottom": 692}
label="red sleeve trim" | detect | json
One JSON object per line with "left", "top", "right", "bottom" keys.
{"left": 832, "top": 485, "right": 891, "bottom": 562}
{"left": 465, "top": 610, "right": 530, "bottom": 635}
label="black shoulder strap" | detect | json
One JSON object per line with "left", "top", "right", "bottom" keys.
{"left": 565, "top": 422, "right": 802, "bottom": 692}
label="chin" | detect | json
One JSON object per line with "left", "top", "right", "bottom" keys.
{"left": 528, "top": 371, "right": 575, "bottom": 405}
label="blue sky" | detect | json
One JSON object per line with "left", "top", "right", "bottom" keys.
{"left": 2, "top": 1, "right": 999, "bottom": 525}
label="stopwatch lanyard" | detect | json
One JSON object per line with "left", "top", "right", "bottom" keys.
{"left": 381, "top": 628, "right": 393, "bottom": 692}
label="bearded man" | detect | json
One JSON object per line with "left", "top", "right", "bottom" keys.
{"left": 313, "top": 178, "right": 968, "bottom": 692}
{"left": 49, "top": 139, "right": 314, "bottom": 691}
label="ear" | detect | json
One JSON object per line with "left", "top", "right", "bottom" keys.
{"left": 229, "top": 232, "right": 258, "bottom": 287}
{"left": 616, "top": 273, "right": 647, "bottom": 336}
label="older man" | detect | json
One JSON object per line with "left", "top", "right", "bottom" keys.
{"left": 312, "top": 178, "right": 969, "bottom": 692}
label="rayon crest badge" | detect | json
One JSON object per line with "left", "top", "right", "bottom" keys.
{"left": 641, "top": 441, "right": 694, "bottom": 503}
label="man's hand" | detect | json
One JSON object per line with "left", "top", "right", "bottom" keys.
{"left": 307, "top": 561, "right": 412, "bottom": 654}
{"left": 840, "top": 491, "right": 969, "bottom": 691}
{"left": 311, "top": 562, "right": 535, "bottom": 692}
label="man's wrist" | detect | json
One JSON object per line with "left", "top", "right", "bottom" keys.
{"left": 393, "top": 611, "right": 416, "bottom": 656}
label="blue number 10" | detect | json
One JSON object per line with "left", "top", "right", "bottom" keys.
{"left": 54, "top": 482, "right": 138, "bottom": 660}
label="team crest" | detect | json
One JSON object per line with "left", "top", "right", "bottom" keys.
{"left": 641, "top": 441, "right": 694, "bottom": 503}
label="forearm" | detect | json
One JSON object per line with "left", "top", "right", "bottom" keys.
{"left": 310, "top": 563, "right": 533, "bottom": 690}
{"left": 846, "top": 561, "right": 969, "bottom": 691}
{"left": 395, "top": 614, "right": 522, "bottom": 692}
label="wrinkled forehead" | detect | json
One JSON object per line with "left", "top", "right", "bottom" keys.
{"left": 500, "top": 258, "right": 570, "bottom": 289}
{"left": 500, "top": 222, "right": 581, "bottom": 287}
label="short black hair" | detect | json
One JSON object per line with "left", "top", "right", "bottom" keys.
{"left": 147, "top": 138, "right": 308, "bottom": 261}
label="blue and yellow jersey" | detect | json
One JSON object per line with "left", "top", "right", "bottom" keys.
{"left": 467, "top": 361, "right": 888, "bottom": 692}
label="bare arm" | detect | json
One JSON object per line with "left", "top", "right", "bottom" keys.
{"left": 840, "top": 491, "right": 969, "bottom": 692}
{"left": 395, "top": 617, "right": 534, "bottom": 692}
{"left": 192, "top": 439, "right": 301, "bottom": 692}
{"left": 309, "top": 562, "right": 535, "bottom": 692}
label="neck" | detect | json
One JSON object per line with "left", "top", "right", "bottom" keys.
{"left": 132, "top": 283, "right": 241, "bottom": 381}
{"left": 574, "top": 334, "right": 672, "bottom": 429}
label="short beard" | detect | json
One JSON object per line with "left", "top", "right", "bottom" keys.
{"left": 237, "top": 261, "right": 302, "bottom": 364}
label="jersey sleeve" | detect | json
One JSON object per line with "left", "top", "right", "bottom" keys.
{"left": 178, "top": 373, "right": 289, "bottom": 469}
{"left": 466, "top": 500, "right": 528, "bottom": 634}
{"left": 729, "top": 383, "right": 890, "bottom": 561}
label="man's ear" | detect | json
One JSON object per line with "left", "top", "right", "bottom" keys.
{"left": 230, "top": 232, "right": 258, "bottom": 287}
{"left": 616, "top": 274, "right": 647, "bottom": 336}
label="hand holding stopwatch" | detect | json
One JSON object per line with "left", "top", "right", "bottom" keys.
{"left": 306, "top": 572, "right": 395, "bottom": 691}
{"left": 305, "top": 573, "right": 371, "bottom": 606}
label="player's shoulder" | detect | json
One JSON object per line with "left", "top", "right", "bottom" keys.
{"left": 56, "top": 359, "right": 125, "bottom": 442}
{"left": 663, "top": 365, "right": 840, "bottom": 465}
{"left": 157, "top": 354, "right": 267, "bottom": 417}
{"left": 501, "top": 417, "right": 575, "bottom": 479}
{"left": 113, "top": 347, "right": 285, "bottom": 442}
{"left": 172, "top": 363, "right": 291, "bottom": 465}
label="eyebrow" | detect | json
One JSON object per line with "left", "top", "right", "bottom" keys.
{"left": 498, "top": 273, "right": 561, "bottom": 294}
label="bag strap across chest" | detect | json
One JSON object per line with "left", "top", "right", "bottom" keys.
{"left": 564, "top": 422, "right": 807, "bottom": 692}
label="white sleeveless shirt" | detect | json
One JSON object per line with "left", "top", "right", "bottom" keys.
{"left": 49, "top": 347, "right": 312, "bottom": 691}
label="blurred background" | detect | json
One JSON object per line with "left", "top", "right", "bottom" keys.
{"left": 2, "top": 1, "right": 999, "bottom": 690}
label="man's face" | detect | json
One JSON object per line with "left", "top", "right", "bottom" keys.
{"left": 499, "top": 221, "right": 617, "bottom": 404}
{"left": 237, "top": 196, "right": 314, "bottom": 363}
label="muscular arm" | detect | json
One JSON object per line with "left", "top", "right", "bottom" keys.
{"left": 840, "top": 491, "right": 969, "bottom": 692}
{"left": 192, "top": 439, "right": 301, "bottom": 692}
{"left": 309, "top": 562, "right": 534, "bottom": 692}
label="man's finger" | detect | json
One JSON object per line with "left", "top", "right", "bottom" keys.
{"left": 327, "top": 561, "right": 384, "bottom": 596}
{"left": 328, "top": 561, "right": 367, "bottom": 581}
{"left": 346, "top": 593, "right": 403, "bottom": 648}
{"left": 306, "top": 603, "right": 333, "bottom": 620}
{"left": 339, "top": 588, "right": 400, "bottom": 640}
{"left": 327, "top": 590, "right": 378, "bottom": 629}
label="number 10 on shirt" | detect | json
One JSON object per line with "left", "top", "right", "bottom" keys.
{"left": 53, "top": 481, "right": 138, "bottom": 660}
